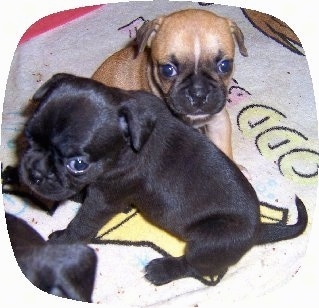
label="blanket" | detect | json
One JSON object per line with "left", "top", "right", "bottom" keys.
{"left": 1, "top": 0, "right": 318, "bottom": 305}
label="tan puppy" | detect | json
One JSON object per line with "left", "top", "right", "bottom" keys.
{"left": 93, "top": 9, "right": 248, "bottom": 165}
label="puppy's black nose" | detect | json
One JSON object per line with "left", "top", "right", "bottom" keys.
{"left": 187, "top": 87, "right": 209, "bottom": 107}
{"left": 192, "top": 88, "right": 207, "bottom": 103}
{"left": 188, "top": 78, "right": 210, "bottom": 107}
{"left": 30, "top": 169, "right": 43, "bottom": 185}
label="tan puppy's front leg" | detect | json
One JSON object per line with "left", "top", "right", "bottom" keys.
{"left": 205, "top": 107, "right": 233, "bottom": 159}
{"left": 206, "top": 108, "right": 251, "bottom": 179}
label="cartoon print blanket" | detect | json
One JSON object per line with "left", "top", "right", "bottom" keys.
{"left": 1, "top": 1, "right": 318, "bottom": 305}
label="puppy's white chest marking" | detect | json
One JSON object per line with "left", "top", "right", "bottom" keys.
{"left": 194, "top": 36, "right": 201, "bottom": 74}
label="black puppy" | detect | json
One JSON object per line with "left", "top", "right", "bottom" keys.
{"left": 19, "top": 73, "right": 308, "bottom": 285}
{"left": 5, "top": 213, "right": 97, "bottom": 302}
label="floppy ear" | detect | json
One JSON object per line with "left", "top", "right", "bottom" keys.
{"left": 228, "top": 20, "right": 248, "bottom": 57}
{"left": 118, "top": 99, "right": 156, "bottom": 152}
{"left": 32, "top": 73, "right": 75, "bottom": 102}
{"left": 136, "top": 18, "right": 163, "bottom": 54}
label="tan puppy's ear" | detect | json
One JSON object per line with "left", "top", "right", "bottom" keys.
{"left": 228, "top": 20, "right": 248, "bottom": 57}
{"left": 136, "top": 18, "right": 163, "bottom": 54}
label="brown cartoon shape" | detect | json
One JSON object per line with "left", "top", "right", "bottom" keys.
{"left": 242, "top": 9, "right": 304, "bottom": 56}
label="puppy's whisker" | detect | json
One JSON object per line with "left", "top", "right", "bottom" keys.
{"left": 185, "top": 91, "right": 195, "bottom": 106}
{"left": 204, "top": 94, "right": 210, "bottom": 104}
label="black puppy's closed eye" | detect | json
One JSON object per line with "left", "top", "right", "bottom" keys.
{"left": 66, "top": 157, "right": 90, "bottom": 175}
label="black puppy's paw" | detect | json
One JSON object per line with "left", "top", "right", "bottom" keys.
{"left": 48, "top": 229, "right": 90, "bottom": 244}
{"left": 144, "top": 256, "right": 189, "bottom": 286}
{"left": 1, "top": 165, "right": 20, "bottom": 185}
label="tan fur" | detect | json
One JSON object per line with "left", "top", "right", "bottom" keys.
{"left": 93, "top": 46, "right": 149, "bottom": 91}
{"left": 92, "top": 9, "right": 248, "bottom": 168}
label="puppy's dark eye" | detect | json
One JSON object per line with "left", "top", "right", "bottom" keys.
{"left": 217, "top": 59, "right": 232, "bottom": 74}
{"left": 67, "top": 157, "right": 89, "bottom": 175}
{"left": 160, "top": 64, "right": 178, "bottom": 78}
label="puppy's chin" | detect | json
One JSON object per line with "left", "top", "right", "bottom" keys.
{"left": 27, "top": 185, "right": 78, "bottom": 202}
{"left": 21, "top": 176, "right": 79, "bottom": 202}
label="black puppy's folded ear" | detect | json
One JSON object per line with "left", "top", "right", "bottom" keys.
{"left": 118, "top": 99, "right": 156, "bottom": 152}
{"left": 32, "top": 73, "right": 76, "bottom": 102}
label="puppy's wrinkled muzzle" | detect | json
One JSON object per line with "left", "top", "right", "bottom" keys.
{"left": 29, "top": 168, "right": 55, "bottom": 185}
{"left": 168, "top": 72, "right": 226, "bottom": 117}
{"left": 28, "top": 154, "right": 54, "bottom": 184}
{"left": 20, "top": 152, "right": 73, "bottom": 201}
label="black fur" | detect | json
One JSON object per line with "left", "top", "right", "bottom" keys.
{"left": 5, "top": 213, "right": 97, "bottom": 302}
{"left": 19, "top": 73, "right": 308, "bottom": 285}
